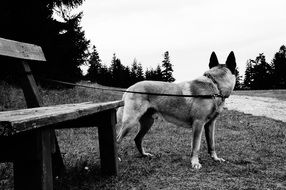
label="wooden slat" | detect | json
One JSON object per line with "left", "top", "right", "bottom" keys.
{"left": 20, "top": 61, "right": 43, "bottom": 107}
{"left": 0, "top": 37, "right": 46, "bottom": 61}
{"left": 0, "top": 101, "right": 124, "bottom": 136}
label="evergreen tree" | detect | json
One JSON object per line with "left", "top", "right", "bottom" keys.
{"left": 271, "top": 45, "right": 286, "bottom": 88}
{"left": 145, "top": 68, "right": 156, "bottom": 80}
{"left": 86, "top": 46, "right": 102, "bottom": 82}
{"left": 98, "top": 64, "right": 112, "bottom": 86}
{"left": 0, "top": 0, "right": 90, "bottom": 85}
{"left": 244, "top": 59, "right": 255, "bottom": 89}
{"left": 110, "top": 53, "right": 126, "bottom": 87}
{"left": 122, "top": 66, "right": 132, "bottom": 87}
{"left": 253, "top": 53, "right": 273, "bottom": 89}
{"left": 130, "top": 59, "right": 145, "bottom": 84}
{"left": 145, "top": 65, "right": 164, "bottom": 81}
{"left": 234, "top": 67, "right": 242, "bottom": 90}
{"left": 244, "top": 54, "right": 272, "bottom": 89}
{"left": 155, "top": 65, "right": 164, "bottom": 81}
{"left": 136, "top": 63, "right": 145, "bottom": 82}
{"left": 161, "top": 51, "right": 175, "bottom": 82}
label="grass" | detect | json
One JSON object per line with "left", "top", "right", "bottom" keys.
{"left": 0, "top": 81, "right": 123, "bottom": 111}
{"left": 1, "top": 81, "right": 286, "bottom": 189}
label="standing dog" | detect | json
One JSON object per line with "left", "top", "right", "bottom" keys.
{"left": 116, "top": 52, "right": 236, "bottom": 169}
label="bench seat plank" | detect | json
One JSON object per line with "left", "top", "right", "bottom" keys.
{"left": 0, "top": 100, "right": 123, "bottom": 136}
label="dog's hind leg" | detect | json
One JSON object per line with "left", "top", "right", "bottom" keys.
{"left": 135, "top": 108, "right": 156, "bottom": 157}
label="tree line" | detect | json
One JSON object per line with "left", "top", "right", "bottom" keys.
{"left": 1, "top": 0, "right": 285, "bottom": 90}
{"left": 0, "top": 0, "right": 176, "bottom": 89}
{"left": 85, "top": 47, "right": 175, "bottom": 88}
{"left": 241, "top": 45, "right": 286, "bottom": 90}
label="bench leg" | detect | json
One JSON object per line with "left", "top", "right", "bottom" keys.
{"left": 51, "top": 130, "right": 65, "bottom": 178}
{"left": 97, "top": 109, "right": 118, "bottom": 176}
{"left": 14, "top": 128, "right": 53, "bottom": 190}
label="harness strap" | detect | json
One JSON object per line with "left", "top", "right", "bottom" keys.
{"left": 203, "top": 73, "right": 227, "bottom": 111}
{"left": 203, "top": 73, "right": 227, "bottom": 100}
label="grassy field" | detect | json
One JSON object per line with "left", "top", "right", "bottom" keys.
{"left": 0, "top": 82, "right": 286, "bottom": 189}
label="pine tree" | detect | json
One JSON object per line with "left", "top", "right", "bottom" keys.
{"left": 110, "top": 53, "right": 126, "bottom": 87}
{"left": 155, "top": 65, "right": 164, "bottom": 81}
{"left": 0, "top": 0, "right": 90, "bottom": 85}
{"left": 130, "top": 59, "right": 145, "bottom": 84}
{"left": 122, "top": 66, "right": 132, "bottom": 87}
{"left": 145, "top": 65, "right": 164, "bottom": 81}
{"left": 145, "top": 68, "right": 153, "bottom": 80}
{"left": 234, "top": 67, "right": 242, "bottom": 90}
{"left": 161, "top": 51, "right": 175, "bottom": 82}
{"left": 86, "top": 46, "right": 102, "bottom": 82}
{"left": 98, "top": 64, "right": 112, "bottom": 86}
{"left": 244, "top": 59, "right": 254, "bottom": 89}
{"left": 271, "top": 45, "right": 286, "bottom": 88}
{"left": 136, "top": 63, "right": 144, "bottom": 82}
{"left": 244, "top": 54, "right": 272, "bottom": 89}
{"left": 253, "top": 53, "right": 273, "bottom": 89}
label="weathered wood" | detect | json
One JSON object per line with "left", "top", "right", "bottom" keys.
{"left": 0, "top": 100, "right": 124, "bottom": 136}
{"left": 17, "top": 60, "right": 65, "bottom": 179}
{"left": 13, "top": 128, "right": 53, "bottom": 190}
{"left": 51, "top": 130, "right": 66, "bottom": 177}
{"left": 97, "top": 109, "right": 118, "bottom": 176}
{"left": 0, "top": 37, "right": 46, "bottom": 61}
{"left": 19, "top": 61, "right": 43, "bottom": 108}
{"left": 0, "top": 37, "right": 124, "bottom": 190}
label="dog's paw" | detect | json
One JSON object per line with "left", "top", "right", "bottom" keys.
{"left": 191, "top": 158, "right": 202, "bottom": 169}
{"left": 212, "top": 156, "right": 225, "bottom": 163}
{"left": 191, "top": 162, "right": 202, "bottom": 169}
{"left": 210, "top": 152, "right": 225, "bottom": 163}
{"left": 141, "top": 152, "right": 154, "bottom": 158}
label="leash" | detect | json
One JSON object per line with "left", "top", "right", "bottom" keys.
{"left": 38, "top": 77, "right": 227, "bottom": 99}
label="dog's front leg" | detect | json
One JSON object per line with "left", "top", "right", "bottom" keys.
{"left": 204, "top": 119, "right": 225, "bottom": 163}
{"left": 191, "top": 120, "right": 205, "bottom": 169}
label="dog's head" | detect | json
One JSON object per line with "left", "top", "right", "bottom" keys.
{"left": 205, "top": 51, "right": 237, "bottom": 96}
{"left": 209, "top": 51, "right": 236, "bottom": 74}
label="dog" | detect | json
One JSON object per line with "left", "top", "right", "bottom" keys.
{"left": 116, "top": 51, "right": 236, "bottom": 169}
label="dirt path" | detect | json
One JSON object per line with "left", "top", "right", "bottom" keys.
{"left": 225, "top": 95, "right": 286, "bottom": 122}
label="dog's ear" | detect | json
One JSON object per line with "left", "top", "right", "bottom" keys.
{"left": 209, "top": 52, "right": 219, "bottom": 68}
{"left": 225, "top": 51, "right": 236, "bottom": 74}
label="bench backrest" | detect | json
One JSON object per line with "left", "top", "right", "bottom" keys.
{"left": 0, "top": 37, "right": 45, "bottom": 108}
{"left": 0, "top": 37, "right": 46, "bottom": 61}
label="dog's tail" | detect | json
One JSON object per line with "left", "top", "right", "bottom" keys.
{"left": 116, "top": 105, "right": 133, "bottom": 143}
{"left": 116, "top": 106, "right": 123, "bottom": 125}
{"left": 116, "top": 92, "right": 127, "bottom": 125}
{"left": 116, "top": 93, "right": 126, "bottom": 142}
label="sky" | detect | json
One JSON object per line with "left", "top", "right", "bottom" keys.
{"left": 78, "top": 0, "right": 286, "bottom": 82}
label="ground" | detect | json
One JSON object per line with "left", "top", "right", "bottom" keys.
{"left": 0, "top": 85, "right": 286, "bottom": 190}
{"left": 226, "top": 94, "right": 286, "bottom": 122}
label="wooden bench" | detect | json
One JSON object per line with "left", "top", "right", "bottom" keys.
{"left": 0, "top": 37, "right": 124, "bottom": 190}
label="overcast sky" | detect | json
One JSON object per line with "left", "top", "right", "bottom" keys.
{"left": 79, "top": 0, "right": 286, "bottom": 82}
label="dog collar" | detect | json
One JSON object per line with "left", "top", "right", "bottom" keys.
{"left": 203, "top": 73, "right": 227, "bottom": 100}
